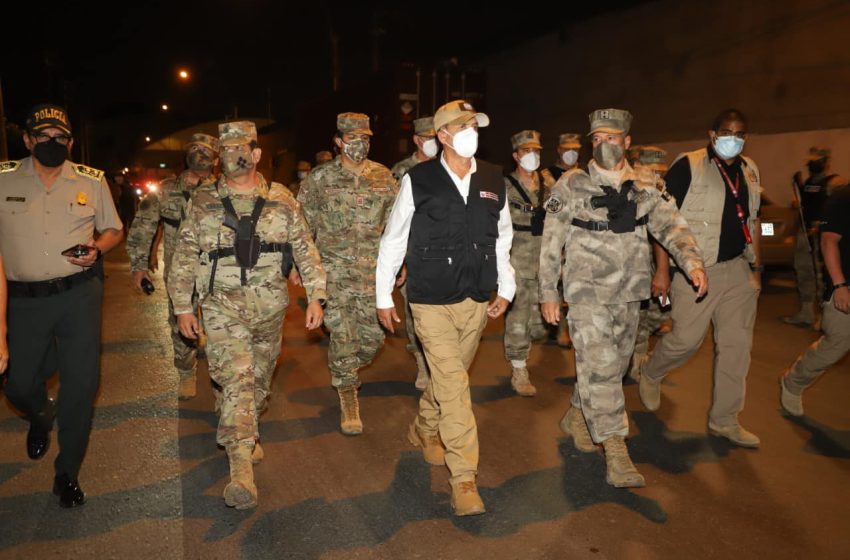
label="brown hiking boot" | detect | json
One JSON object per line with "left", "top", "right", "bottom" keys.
{"left": 223, "top": 445, "right": 258, "bottom": 509}
{"left": 559, "top": 406, "right": 596, "bottom": 452}
{"left": 338, "top": 387, "right": 363, "bottom": 435}
{"left": 602, "top": 436, "right": 645, "bottom": 488}
{"left": 510, "top": 367, "right": 537, "bottom": 397}
{"left": 252, "top": 441, "right": 264, "bottom": 464}
{"left": 407, "top": 422, "right": 444, "bottom": 466}
{"left": 178, "top": 373, "right": 197, "bottom": 400}
{"left": 450, "top": 480, "right": 486, "bottom": 516}
{"left": 413, "top": 353, "right": 430, "bottom": 391}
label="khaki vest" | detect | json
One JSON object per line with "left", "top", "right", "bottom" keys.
{"left": 677, "top": 148, "right": 761, "bottom": 267}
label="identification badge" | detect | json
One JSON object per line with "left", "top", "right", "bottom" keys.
{"left": 5, "top": 196, "right": 25, "bottom": 202}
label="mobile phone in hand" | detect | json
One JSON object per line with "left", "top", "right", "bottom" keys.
{"left": 61, "top": 244, "right": 92, "bottom": 258}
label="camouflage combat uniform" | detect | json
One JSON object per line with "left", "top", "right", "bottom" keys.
{"left": 298, "top": 156, "right": 398, "bottom": 388}
{"left": 126, "top": 170, "right": 213, "bottom": 382}
{"left": 168, "top": 174, "right": 326, "bottom": 448}
{"left": 539, "top": 161, "right": 703, "bottom": 443}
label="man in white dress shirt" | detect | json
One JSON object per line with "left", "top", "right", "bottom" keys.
{"left": 376, "top": 100, "right": 515, "bottom": 517}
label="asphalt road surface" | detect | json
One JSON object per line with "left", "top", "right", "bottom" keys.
{"left": 0, "top": 245, "right": 847, "bottom": 560}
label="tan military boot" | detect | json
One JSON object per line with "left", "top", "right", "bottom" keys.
{"left": 413, "top": 353, "right": 430, "bottom": 391}
{"left": 628, "top": 352, "right": 647, "bottom": 382}
{"left": 510, "top": 367, "right": 537, "bottom": 397}
{"left": 338, "top": 387, "right": 363, "bottom": 435}
{"left": 407, "top": 422, "right": 445, "bottom": 466}
{"left": 708, "top": 422, "right": 760, "bottom": 448}
{"left": 639, "top": 373, "right": 662, "bottom": 411}
{"left": 602, "top": 436, "right": 645, "bottom": 488}
{"left": 559, "top": 406, "right": 596, "bottom": 453}
{"left": 223, "top": 445, "right": 258, "bottom": 509}
{"left": 178, "top": 373, "right": 197, "bottom": 401}
{"left": 450, "top": 479, "right": 486, "bottom": 516}
{"left": 779, "top": 377, "right": 804, "bottom": 417}
{"left": 252, "top": 441, "right": 264, "bottom": 464}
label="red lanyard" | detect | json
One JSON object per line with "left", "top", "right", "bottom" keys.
{"left": 712, "top": 157, "right": 752, "bottom": 245}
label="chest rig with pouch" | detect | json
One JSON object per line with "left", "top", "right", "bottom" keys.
{"left": 506, "top": 175, "right": 546, "bottom": 236}
{"left": 572, "top": 180, "right": 647, "bottom": 234}
{"left": 206, "top": 193, "right": 293, "bottom": 293}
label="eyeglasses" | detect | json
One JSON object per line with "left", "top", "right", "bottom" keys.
{"left": 716, "top": 129, "right": 747, "bottom": 139}
{"left": 32, "top": 132, "right": 72, "bottom": 145}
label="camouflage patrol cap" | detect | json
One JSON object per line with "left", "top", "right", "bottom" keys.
{"left": 185, "top": 133, "right": 220, "bottom": 153}
{"left": 627, "top": 146, "right": 642, "bottom": 165}
{"left": 558, "top": 133, "right": 581, "bottom": 149}
{"left": 337, "top": 113, "right": 373, "bottom": 136}
{"left": 413, "top": 116, "right": 436, "bottom": 137}
{"left": 26, "top": 103, "right": 72, "bottom": 136}
{"left": 218, "top": 121, "right": 257, "bottom": 147}
{"left": 510, "top": 130, "right": 542, "bottom": 151}
{"left": 807, "top": 146, "right": 830, "bottom": 161}
{"left": 433, "top": 100, "right": 490, "bottom": 132}
{"left": 296, "top": 160, "right": 311, "bottom": 171}
{"left": 588, "top": 108, "right": 633, "bottom": 136}
{"left": 316, "top": 150, "right": 333, "bottom": 164}
{"left": 635, "top": 145, "right": 668, "bottom": 173}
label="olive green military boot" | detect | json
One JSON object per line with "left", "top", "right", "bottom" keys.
{"left": 602, "top": 436, "right": 646, "bottom": 488}
{"left": 338, "top": 387, "right": 363, "bottom": 435}
{"left": 223, "top": 445, "right": 258, "bottom": 510}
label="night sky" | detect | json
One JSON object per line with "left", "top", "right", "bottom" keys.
{"left": 1, "top": 1, "right": 641, "bottom": 163}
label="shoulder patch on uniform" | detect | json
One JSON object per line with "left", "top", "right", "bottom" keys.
{"left": 544, "top": 196, "right": 563, "bottom": 213}
{"left": 0, "top": 160, "right": 21, "bottom": 173}
{"left": 73, "top": 164, "right": 104, "bottom": 181}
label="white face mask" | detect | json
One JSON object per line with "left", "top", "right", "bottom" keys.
{"left": 519, "top": 151, "right": 540, "bottom": 172}
{"left": 562, "top": 149, "right": 579, "bottom": 166}
{"left": 297, "top": 171, "right": 307, "bottom": 180}
{"left": 714, "top": 135, "right": 745, "bottom": 159}
{"left": 422, "top": 138, "right": 438, "bottom": 158}
{"left": 447, "top": 127, "right": 478, "bottom": 158}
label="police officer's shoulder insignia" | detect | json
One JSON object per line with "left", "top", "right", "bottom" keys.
{"left": 0, "top": 160, "right": 21, "bottom": 174}
{"left": 73, "top": 164, "right": 104, "bottom": 181}
{"left": 544, "top": 196, "right": 563, "bottom": 213}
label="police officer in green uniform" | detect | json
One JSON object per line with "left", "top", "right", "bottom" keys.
{"left": 0, "top": 104, "right": 123, "bottom": 507}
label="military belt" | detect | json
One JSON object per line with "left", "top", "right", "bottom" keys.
{"left": 207, "top": 242, "right": 288, "bottom": 260}
{"left": 571, "top": 215, "right": 648, "bottom": 232}
{"left": 8, "top": 268, "right": 98, "bottom": 298}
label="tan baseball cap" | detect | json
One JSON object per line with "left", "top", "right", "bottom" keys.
{"left": 807, "top": 146, "right": 830, "bottom": 161}
{"left": 433, "top": 100, "right": 490, "bottom": 132}
{"left": 510, "top": 130, "right": 542, "bottom": 151}
{"left": 558, "top": 133, "right": 581, "bottom": 149}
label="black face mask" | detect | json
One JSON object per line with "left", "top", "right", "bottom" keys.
{"left": 807, "top": 160, "right": 826, "bottom": 175}
{"left": 32, "top": 138, "right": 69, "bottom": 168}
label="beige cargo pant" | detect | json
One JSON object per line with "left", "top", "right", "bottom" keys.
{"left": 642, "top": 257, "right": 759, "bottom": 427}
{"left": 410, "top": 298, "right": 488, "bottom": 483}
{"left": 783, "top": 294, "right": 850, "bottom": 393}
{"left": 792, "top": 231, "right": 822, "bottom": 314}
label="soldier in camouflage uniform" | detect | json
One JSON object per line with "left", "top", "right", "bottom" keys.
{"left": 288, "top": 160, "right": 311, "bottom": 198}
{"left": 628, "top": 146, "right": 673, "bottom": 380}
{"left": 390, "top": 116, "right": 438, "bottom": 390}
{"left": 126, "top": 133, "right": 219, "bottom": 399}
{"left": 539, "top": 108, "right": 707, "bottom": 488}
{"left": 297, "top": 113, "right": 398, "bottom": 435}
{"left": 169, "top": 121, "right": 327, "bottom": 510}
{"left": 315, "top": 150, "right": 334, "bottom": 166}
{"left": 503, "top": 130, "right": 554, "bottom": 396}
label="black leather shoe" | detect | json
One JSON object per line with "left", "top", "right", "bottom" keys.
{"left": 26, "top": 398, "right": 56, "bottom": 460}
{"left": 53, "top": 474, "right": 86, "bottom": 508}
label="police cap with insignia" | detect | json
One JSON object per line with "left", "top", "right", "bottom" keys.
{"left": 26, "top": 103, "right": 72, "bottom": 136}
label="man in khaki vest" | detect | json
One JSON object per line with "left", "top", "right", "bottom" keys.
{"left": 639, "top": 109, "right": 763, "bottom": 447}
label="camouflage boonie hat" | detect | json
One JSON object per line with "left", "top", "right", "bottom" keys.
{"left": 433, "top": 100, "right": 490, "bottom": 131}
{"left": 337, "top": 113, "right": 372, "bottom": 136}
{"left": 26, "top": 103, "right": 72, "bottom": 136}
{"left": 558, "top": 133, "right": 581, "bottom": 149}
{"left": 588, "top": 108, "right": 633, "bottom": 136}
{"left": 510, "top": 130, "right": 542, "bottom": 151}
{"left": 315, "top": 150, "right": 333, "bottom": 164}
{"left": 413, "top": 116, "right": 436, "bottom": 137}
{"left": 185, "top": 133, "right": 220, "bottom": 153}
{"left": 807, "top": 146, "right": 830, "bottom": 161}
{"left": 296, "top": 160, "right": 311, "bottom": 171}
{"left": 218, "top": 121, "right": 257, "bottom": 147}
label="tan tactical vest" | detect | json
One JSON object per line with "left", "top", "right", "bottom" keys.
{"left": 677, "top": 148, "right": 761, "bottom": 267}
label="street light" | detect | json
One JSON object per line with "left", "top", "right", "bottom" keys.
{"left": 145, "top": 136, "right": 151, "bottom": 142}
{"left": 178, "top": 69, "right": 189, "bottom": 80}
{"left": 161, "top": 104, "right": 169, "bottom": 111}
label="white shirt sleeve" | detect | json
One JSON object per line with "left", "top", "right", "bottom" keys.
{"left": 375, "top": 174, "right": 415, "bottom": 309}
{"left": 495, "top": 200, "right": 516, "bottom": 302}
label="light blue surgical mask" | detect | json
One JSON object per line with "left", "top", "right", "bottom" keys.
{"left": 714, "top": 136, "right": 745, "bottom": 159}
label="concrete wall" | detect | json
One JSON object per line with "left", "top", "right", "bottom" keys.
{"left": 479, "top": 0, "right": 850, "bottom": 203}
